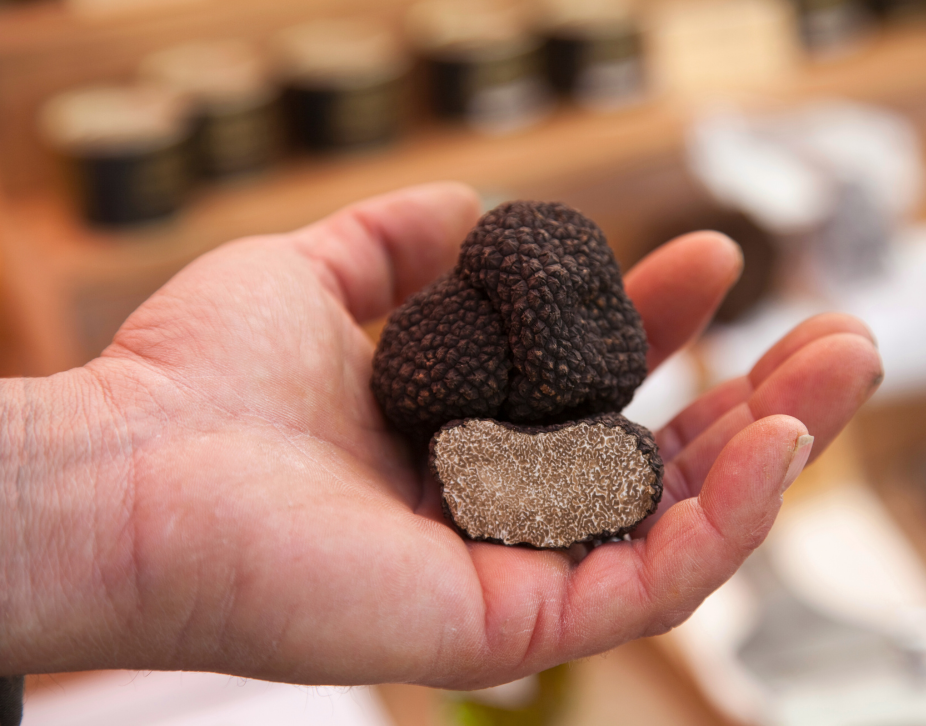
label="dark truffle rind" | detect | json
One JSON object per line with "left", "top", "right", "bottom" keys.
{"left": 372, "top": 273, "right": 512, "bottom": 436}
{"left": 372, "top": 201, "right": 648, "bottom": 440}
{"left": 459, "top": 202, "right": 648, "bottom": 422}
{"left": 430, "top": 412, "right": 664, "bottom": 548}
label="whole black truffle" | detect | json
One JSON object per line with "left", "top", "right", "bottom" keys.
{"left": 372, "top": 201, "right": 649, "bottom": 439}
{"left": 371, "top": 200, "right": 662, "bottom": 547}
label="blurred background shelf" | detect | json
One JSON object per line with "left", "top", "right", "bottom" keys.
{"left": 0, "top": 101, "right": 686, "bottom": 373}
{"left": 0, "top": 0, "right": 419, "bottom": 195}
{"left": 4, "top": 23, "right": 926, "bottom": 374}
{"left": 3, "top": 8, "right": 926, "bottom": 195}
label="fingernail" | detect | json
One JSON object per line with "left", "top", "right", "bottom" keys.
{"left": 782, "top": 434, "right": 814, "bottom": 493}
{"left": 714, "top": 232, "right": 744, "bottom": 282}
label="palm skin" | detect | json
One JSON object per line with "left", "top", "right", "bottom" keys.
{"left": 4, "top": 183, "right": 882, "bottom": 690}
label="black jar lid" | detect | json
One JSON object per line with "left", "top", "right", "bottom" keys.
{"left": 272, "top": 19, "right": 409, "bottom": 89}
{"left": 40, "top": 84, "right": 193, "bottom": 156}
{"left": 139, "top": 40, "right": 276, "bottom": 114}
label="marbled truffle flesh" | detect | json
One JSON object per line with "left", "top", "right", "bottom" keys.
{"left": 371, "top": 200, "right": 662, "bottom": 547}
{"left": 432, "top": 413, "right": 664, "bottom": 548}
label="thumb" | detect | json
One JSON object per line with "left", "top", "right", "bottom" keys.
{"left": 281, "top": 182, "right": 482, "bottom": 324}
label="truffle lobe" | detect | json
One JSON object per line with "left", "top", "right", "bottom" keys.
{"left": 431, "top": 412, "right": 664, "bottom": 548}
{"left": 459, "top": 201, "right": 648, "bottom": 422}
{"left": 372, "top": 273, "right": 511, "bottom": 436}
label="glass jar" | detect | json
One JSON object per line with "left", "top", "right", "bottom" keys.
{"left": 540, "top": 0, "right": 645, "bottom": 110}
{"left": 40, "top": 84, "right": 193, "bottom": 226}
{"left": 792, "top": 0, "right": 870, "bottom": 52}
{"left": 408, "top": 0, "right": 551, "bottom": 134}
{"left": 140, "top": 40, "right": 281, "bottom": 180}
{"left": 273, "top": 19, "right": 409, "bottom": 152}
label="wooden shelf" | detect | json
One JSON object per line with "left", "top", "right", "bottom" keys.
{"left": 7, "top": 22, "right": 926, "bottom": 240}
{"left": 19, "top": 104, "right": 687, "bottom": 246}
{"left": 0, "top": 101, "right": 690, "bottom": 373}
{"left": 8, "top": 22, "right": 926, "bottom": 242}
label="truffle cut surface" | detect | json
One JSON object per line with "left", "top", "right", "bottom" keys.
{"left": 433, "top": 414, "right": 662, "bottom": 548}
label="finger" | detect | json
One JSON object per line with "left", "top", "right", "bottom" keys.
{"left": 458, "top": 417, "right": 809, "bottom": 683}
{"left": 656, "top": 377, "right": 752, "bottom": 462}
{"left": 286, "top": 182, "right": 482, "bottom": 323}
{"left": 603, "top": 417, "right": 810, "bottom": 639}
{"left": 464, "top": 541, "right": 576, "bottom": 678}
{"left": 625, "top": 231, "right": 743, "bottom": 372}
{"left": 749, "top": 312, "right": 877, "bottom": 384}
{"left": 658, "top": 313, "right": 878, "bottom": 460}
{"left": 656, "top": 332, "right": 881, "bottom": 517}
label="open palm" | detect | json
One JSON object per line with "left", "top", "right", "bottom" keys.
{"left": 83, "top": 183, "right": 881, "bottom": 690}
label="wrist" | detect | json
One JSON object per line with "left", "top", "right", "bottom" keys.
{"left": 0, "top": 364, "right": 138, "bottom": 675}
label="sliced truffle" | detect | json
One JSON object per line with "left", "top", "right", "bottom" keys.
{"left": 372, "top": 201, "right": 648, "bottom": 440}
{"left": 431, "top": 413, "right": 663, "bottom": 548}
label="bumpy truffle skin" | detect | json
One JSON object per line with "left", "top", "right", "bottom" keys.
{"left": 431, "top": 412, "right": 664, "bottom": 548}
{"left": 372, "top": 201, "right": 648, "bottom": 439}
{"left": 372, "top": 272, "right": 512, "bottom": 436}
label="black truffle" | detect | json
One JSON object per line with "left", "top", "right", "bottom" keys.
{"left": 372, "top": 201, "right": 649, "bottom": 439}
{"left": 371, "top": 200, "right": 662, "bottom": 547}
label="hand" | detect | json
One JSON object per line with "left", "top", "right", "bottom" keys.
{"left": 0, "top": 183, "right": 882, "bottom": 689}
